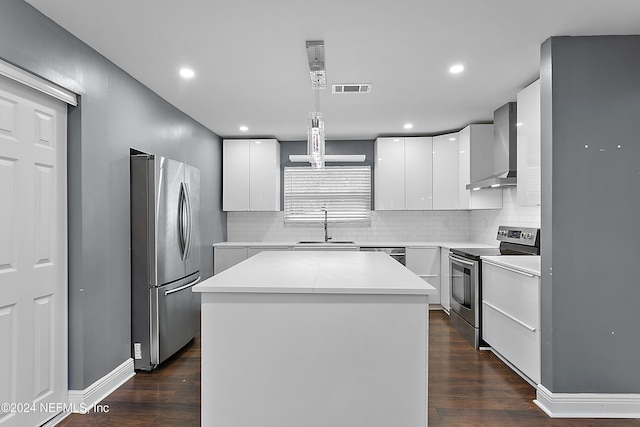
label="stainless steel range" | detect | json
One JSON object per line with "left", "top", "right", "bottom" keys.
{"left": 448, "top": 226, "right": 540, "bottom": 348}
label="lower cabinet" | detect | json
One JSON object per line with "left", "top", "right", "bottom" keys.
{"left": 248, "top": 246, "right": 291, "bottom": 257}
{"left": 405, "top": 247, "right": 440, "bottom": 306}
{"left": 214, "top": 247, "right": 249, "bottom": 274}
{"left": 482, "top": 260, "right": 541, "bottom": 384}
{"left": 214, "top": 246, "right": 292, "bottom": 274}
{"left": 439, "top": 249, "right": 451, "bottom": 313}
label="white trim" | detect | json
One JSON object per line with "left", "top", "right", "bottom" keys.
{"left": 0, "top": 58, "right": 77, "bottom": 106}
{"left": 67, "top": 358, "right": 135, "bottom": 413}
{"left": 535, "top": 384, "right": 640, "bottom": 418}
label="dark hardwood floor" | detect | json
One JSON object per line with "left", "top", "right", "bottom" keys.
{"left": 59, "top": 311, "right": 639, "bottom": 426}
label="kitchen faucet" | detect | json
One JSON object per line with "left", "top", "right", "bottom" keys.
{"left": 323, "top": 209, "right": 332, "bottom": 242}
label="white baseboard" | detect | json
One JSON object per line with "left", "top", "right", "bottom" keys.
{"left": 67, "top": 358, "right": 135, "bottom": 413}
{"left": 535, "top": 384, "right": 640, "bottom": 418}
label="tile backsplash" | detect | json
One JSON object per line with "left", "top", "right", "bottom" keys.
{"left": 227, "top": 210, "right": 470, "bottom": 242}
{"left": 469, "top": 187, "right": 541, "bottom": 245}
{"left": 227, "top": 188, "right": 541, "bottom": 245}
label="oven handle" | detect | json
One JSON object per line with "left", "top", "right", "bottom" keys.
{"left": 448, "top": 253, "right": 476, "bottom": 267}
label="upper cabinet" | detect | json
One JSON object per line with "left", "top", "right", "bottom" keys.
{"left": 432, "top": 133, "right": 459, "bottom": 210}
{"left": 517, "top": 79, "right": 541, "bottom": 207}
{"left": 222, "top": 139, "right": 280, "bottom": 211}
{"left": 458, "top": 124, "right": 502, "bottom": 209}
{"left": 375, "top": 137, "right": 433, "bottom": 210}
{"left": 376, "top": 129, "right": 502, "bottom": 212}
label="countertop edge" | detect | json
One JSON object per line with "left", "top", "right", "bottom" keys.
{"left": 213, "top": 241, "right": 497, "bottom": 249}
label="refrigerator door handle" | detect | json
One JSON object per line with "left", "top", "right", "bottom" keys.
{"left": 178, "top": 182, "right": 188, "bottom": 260}
{"left": 183, "top": 182, "right": 192, "bottom": 260}
{"left": 164, "top": 276, "right": 201, "bottom": 296}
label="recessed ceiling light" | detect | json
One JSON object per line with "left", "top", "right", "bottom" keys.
{"left": 516, "top": 122, "right": 523, "bottom": 127}
{"left": 403, "top": 123, "right": 413, "bottom": 130}
{"left": 449, "top": 64, "right": 464, "bottom": 74}
{"left": 449, "top": 137, "right": 456, "bottom": 141}
{"left": 179, "top": 67, "right": 195, "bottom": 79}
{"left": 239, "top": 125, "right": 249, "bottom": 132}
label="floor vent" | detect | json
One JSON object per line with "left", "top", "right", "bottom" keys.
{"left": 332, "top": 83, "right": 372, "bottom": 94}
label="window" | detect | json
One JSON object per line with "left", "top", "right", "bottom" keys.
{"left": 284, "top": 166, "right": 371, "bottom": 224}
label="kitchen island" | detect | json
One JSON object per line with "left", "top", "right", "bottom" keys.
{"left": 193, "top": 251, "right": 436, "bottom": 427}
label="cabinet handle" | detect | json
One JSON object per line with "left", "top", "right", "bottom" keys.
{"left": 482, "top": 301, "right": 536, "bottom": 331}
{"left": 482, "top": 260, "right": 535, "bottom": 277}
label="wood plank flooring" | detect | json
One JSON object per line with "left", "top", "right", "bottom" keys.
{"left": 59, "top": 311, "right": 639, "bottom": 426}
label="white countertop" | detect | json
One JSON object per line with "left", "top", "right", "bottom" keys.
{"left": 214, "top": 241, "right": 497, "bottom": 249}
{"left": 480, "top": 255, "right": 541, "bottom": 277}
{"left": 194, "top": 251, "right": 437, "bottom": 295}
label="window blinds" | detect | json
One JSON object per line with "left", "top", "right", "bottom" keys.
{"left": 284, "top": 166, "right": 371, "bottom": 224}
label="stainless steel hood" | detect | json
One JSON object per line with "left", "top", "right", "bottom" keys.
{"left": 466, "top": 102, "right": 517, "bottom": 190}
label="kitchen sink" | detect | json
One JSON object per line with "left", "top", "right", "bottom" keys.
{"left": 297, "top": 240, "right": 356, "bottom": 244}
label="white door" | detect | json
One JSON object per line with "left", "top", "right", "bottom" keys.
{"left": 0, "top": 75, "right": 67, "bottom": 426}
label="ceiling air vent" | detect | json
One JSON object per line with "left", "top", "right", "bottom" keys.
{"left": 332, "top": 83, "right": 372, "bottom": 94}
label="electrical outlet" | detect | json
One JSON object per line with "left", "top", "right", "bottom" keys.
{"left": 134, "top": 343, "right": 142, "bottom": 359}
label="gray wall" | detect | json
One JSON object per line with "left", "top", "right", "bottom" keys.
{"left": 540, "top": 35, "right": 640, "bottom": 393}
{"left": 0, "top": 0, "right": 226, "bottom": 390}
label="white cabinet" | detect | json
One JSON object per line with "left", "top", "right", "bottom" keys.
{"left": 405, "top": 247, "right": 440, "bottom": 305}
{"left": 439, "top": 249, "right": 451, "bottom": 313}
{"left": 214, "top": 247, "right": 248, "bottom": 274}
{"left": 405, "top": 137, "right": 434, "bottom": 210}
{"left": 223, "top": 139, "right": 280, "bottom": 211}
{"left": 432, "top": 133, "right": 459, "bottom": 210}
{"left": 482, "top": 260, "right": 540, "bottom": 384}
{"left": 247, "top": 246, "right": 292, "bottom": 257}
{"left": 517, "top": 79, "right": 541, "bottom": 207}
{"left": 375, "top": 137, "right": 433, "bottom": 210}
{"left": 215, "top": 245, "right": 292, "bottom": 274}
{"left": 458, "top": 125, "right": 502, "bottom": 209}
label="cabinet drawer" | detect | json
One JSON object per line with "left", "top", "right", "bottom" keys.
{"left": 482, "top": 262, "right": 540, "bottom": 329}
{"left": 214, "top": 247, "right": 248, "bottom": 274}
{"left": 247, "top": 247, "right": 291, "bottom": 257}
{"left": 482, "top": 301, "right": 540, "bottom": 384}
{"left": 405, "top": 247, "right": 439, "bottom": 276}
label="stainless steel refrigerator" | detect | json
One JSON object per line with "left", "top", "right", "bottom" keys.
{"left": 130, "top": 153, "right": 201, "bottom": 370}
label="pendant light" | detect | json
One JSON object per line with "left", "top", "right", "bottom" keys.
{"left": 306, "top": 40, "right": 326, "bottom": 169}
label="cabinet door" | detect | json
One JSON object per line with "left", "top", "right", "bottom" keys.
{"left": 439, "top": 250, "right": 451, "bottom": 312}
{"left": 458, "top": 125, "right": 502, "bottom": 210}
{"left": 249, "top": 139, "right": 280, "bottom": 211}
{"left": 214, "top": 247, "right": 248, "bottom": 274}
{"left": 405, "top": 137, "right": 433, "bottom": 210}
{"left": 375, "top": 138, "right": 405, "bottom": 210}
{"left": 432, "top": 133, "right": 459, "bottom": 210}
{"left": 222, "top": 140, "right": 250, "bottom": 211}
{"left": 458, "top": 127, "right": 472, "bottom": 209}
{"left": 247, "top": 246, "right": 291, "bottom": 257}
{"left": 517, "top": 79, "right": 541, "bottom": 207}
{"left": 406, "top": 247, "right": 440, "bottom": 304}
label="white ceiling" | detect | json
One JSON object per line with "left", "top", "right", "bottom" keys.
{"left": 24, "top": 0, "right": 640, "bottom": 141}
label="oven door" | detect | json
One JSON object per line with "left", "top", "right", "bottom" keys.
{"left": 448, "top": 254, "right": 479, "bottom": 327}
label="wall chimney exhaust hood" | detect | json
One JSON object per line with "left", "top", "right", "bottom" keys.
{"left": 466, "top": 102, "right": 518, "bottom": 190}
